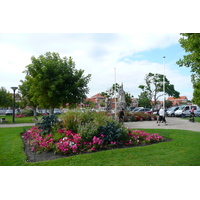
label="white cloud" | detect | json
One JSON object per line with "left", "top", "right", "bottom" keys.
{"left": 0, "top": 33, "right": 193, "bottom": 100}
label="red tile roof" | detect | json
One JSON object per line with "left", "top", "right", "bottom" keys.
{"left": 90, "top": 93, "right": 105, "bottom": 98}
{"left": 167, "top": 96, "right": 187, "bottom": 100}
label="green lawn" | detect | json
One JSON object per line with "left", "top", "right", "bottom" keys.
{"left": 0, "top": 115, "right": 39, "bottom": 123}
{"left": 180, "top": 116, "right": 200, "bottom": 123}
{"left": 0, "top": 126, "right": 200, "bottom": 166}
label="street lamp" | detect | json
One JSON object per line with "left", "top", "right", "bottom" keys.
{"left": 11, "top": 87, "right": 18, "bottom": 123}
{"left": 163, "top": 56, "right": 166, "bottom": 110}
{"left": 114, "top": 68, "right": 117, "bottom": 119}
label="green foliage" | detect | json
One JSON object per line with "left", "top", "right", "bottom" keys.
{"left": 193, "top": 81, "right": 200, "bottom": 106}
{"left": 36, "top": 114, "right": 58, "bottom": 134}
{"left": 60, "top": 109, "right": 114, "bottom": 141}
{"left": 139, "top": 72, "right": 180, "bottom": 110}
{"left": 97, "top": 121, "right": 125, "bottom": 145}
{"left": 21, "top": 108, "right": 34, "bottom": 116}
{"left": 125, "top": 92, "right": 133, "bottom": 107}
{"left": 176, "top": 33, "right": 200, "bottom": 106}
{"left": 78, "top": 122, "right": 98, "bottom": 142}
{"left": 0, "top": 87, "right": 12, "bottom": 107}
{"left": 165, "top": 100, "right": 173, "bottom": 108}
{"left": 20, "top": 52, "right": 91, "bottom": 114}
{"left": 138, "top": 91, "right": 151, "bottom": 107}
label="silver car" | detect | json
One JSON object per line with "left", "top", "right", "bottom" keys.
{"left": 5, "top": 110, "right": 13, "bottom": 115}
{"left": 166, "top": 106, "right": 179, "bottom": 117}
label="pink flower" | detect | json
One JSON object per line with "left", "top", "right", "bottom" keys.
{"left": 91, "top": 146, "right": 96, "bottom": 151}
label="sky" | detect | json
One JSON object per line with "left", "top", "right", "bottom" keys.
{"left": 0, "top": 33, "right": 193, "bottom": 100}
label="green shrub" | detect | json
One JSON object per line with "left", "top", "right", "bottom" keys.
{"left": 60, "top": 109, "right": 113, "bottom": 131}
{"left": 78, "top": 122, "right": 98, "bottom": 142}
{"left": 21, "top": 108, "right": 33, "bottom": 116}
{"left": 36, "top": 114, "right": 59, "bottom": 135}
{"left": 97, "top": 121, "right": 126, "bottom": 146}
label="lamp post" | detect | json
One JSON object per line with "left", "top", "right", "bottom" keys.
{"left": 114, "top": 68, "right": 117, "bottom": 119}
{"left": 11, "top": 87, "right": 18, "bottom": 123}
{"left": 163, "top": 56, "right": 166, "bottom": 110}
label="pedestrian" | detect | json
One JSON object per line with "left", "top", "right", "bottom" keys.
{"left": 182, "top": 108, "right": 186, "bottom": 118}
{"left": 189, "top": 107, "right": 195, "bottom": 122}
{"left": 158, "top": 106, "right": 167, "bottom": 126}
{"left": 119, "top": 108, "right": 125, "bottom": 124}
{"left": 156, "top": 108, "right": 160, "bottom": 123}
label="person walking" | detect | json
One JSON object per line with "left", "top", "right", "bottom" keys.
{"left": 189, "top": 107, "right": 195, "bottom": 122}
{"left": 119, "top": 108, "right": 125, "bottom": 124}
{"left": 158, "top": 106, "right": 167, "bottom": 126}
{"left": 156, "top": 108, "right": 160, "bottom": 123}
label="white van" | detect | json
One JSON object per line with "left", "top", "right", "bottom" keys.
{"left": 175, "top": 105, "right": 200, "bottom": 117}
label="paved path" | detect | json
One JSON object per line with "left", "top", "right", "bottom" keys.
{"left": 124, "top": 117, "right": 200, "bottom": 132}
{"left": 0, "top": 117, "right": 200, "bottom": 132}
{"left": 0, "top": 123, "right": 35, "bottom": 128}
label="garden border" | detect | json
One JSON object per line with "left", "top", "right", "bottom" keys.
{"left": 21, "top": 133, "right": 171, "bottom": 163}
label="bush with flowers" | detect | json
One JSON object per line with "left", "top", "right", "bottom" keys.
{"left": 15, "top": 114, "right": 26, "bottom": 118}
{"left": 22, "top": 110, "right": 165, "bottom": 157}
{"left": 118, "top": 111, "right": 157, "bottom": 122}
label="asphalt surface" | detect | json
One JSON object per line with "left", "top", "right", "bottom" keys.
{"left": 124, "top": 117, "right": 200, "bottom": 132}
{"left": 0, "top": 117, "right": 200, "bottom": 132}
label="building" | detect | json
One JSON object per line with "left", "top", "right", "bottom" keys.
{"left": 85, "top": 93, "right": 106, "bottom": 108}
{"left": 167, "top": 96, "right": 188, "bottom": 106}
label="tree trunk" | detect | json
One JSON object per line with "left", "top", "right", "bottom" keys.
{"left": 49, "top": 105, "right": 54, "bottom": 115}
{"left": 33, "top": 106, "right": 38, "bottom": 121}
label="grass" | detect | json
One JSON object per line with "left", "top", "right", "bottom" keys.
{"left": 0, "top": 126, "right": 200, "bottom": 166}
{"left": 180, "top": 116, "right": 200, "bottom": 123}
{"left": 0, "top": 115, "right": 38, "bottom": 123}
{"left": 0, "top": 114, "right": 61, "bottom": 123}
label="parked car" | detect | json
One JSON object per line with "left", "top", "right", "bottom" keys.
{"left": 41, "top": 109, "right": 49, "bottom": 114}
{"left": 132, "top": 107, "right": 143, "bottom": 112}
{"left": 5, "top": 109, "right": 13, "bottom": 115}
{"left": 175, "top": 105, "right": 200, "bottom": 117}
{"left": 166, "top": 106, "right": 179, "bottom": 117}
{"left": 134, "top": 108, "right": 152, "bottom": 114}
{"left": 129, "top": 106, "right": 136, "bottom": 111}
{"left": 54, "top": 108, "right": 61, "bottom": 115}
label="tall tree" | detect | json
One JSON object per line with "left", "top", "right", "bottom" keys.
{"left": 21, "top": 52, "right": 91, "bottom": 114}
{"left": 19, "top": 79, "right": 39, "bottom": 120}
{"left": 138, "top": 91, "right": 151, "bottom": 108}
{"left": 176, "top": 33, "right": 200, "bottom": 106}
{"left": 125, "top": 92, "right": 133, "bottom": 107}
{"left": 139, "top": 73, "right": 179, "bottom": 110}
{"left": 100, "top": 83, "right": 120, "bottom": 110}
{"left": 0, "top": 87, "right": 12, "bottom": 107}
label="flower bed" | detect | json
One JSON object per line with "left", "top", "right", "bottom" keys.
{"left": 22, "top": 110, "right": 166, "bottom": 161}
{"left": 22, "top": 126, "right": 164, "bottom": 157}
